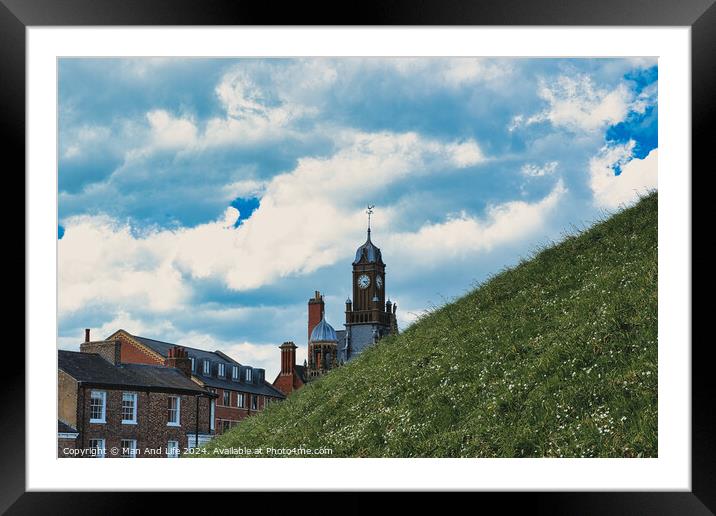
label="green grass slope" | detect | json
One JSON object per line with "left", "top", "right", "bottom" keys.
{"left": 205, "top": 193, "right": 657, "bottom": 458}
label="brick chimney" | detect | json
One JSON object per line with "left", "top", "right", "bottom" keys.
{"left": 307, "top": 291, "right": 324, "bottom": 341}
{"left": 85, "top": 328, "right": 91, "bottom": 343}
{"left": 165, "top": 346, "right": 192, "bottom": 377}
{"left": 279, "top": 341, "right": 297, "bottom": 376}
{"left": 81, "top": 338, "right": 121, "bottom": 365}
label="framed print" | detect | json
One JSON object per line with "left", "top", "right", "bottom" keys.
{"left": 5, "top": 0, "right": 709, "bottom": 512}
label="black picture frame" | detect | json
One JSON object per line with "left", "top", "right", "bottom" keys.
{"left": 4, "top": 0, "right": 707, "bottom": 513}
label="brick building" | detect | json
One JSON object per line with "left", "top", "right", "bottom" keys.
{"left": 58, "top": 346, "right": 215, "bottom": 458}
{"left": 98, "top": 329, "right": 285, "bottom": 434}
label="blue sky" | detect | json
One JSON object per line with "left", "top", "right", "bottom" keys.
{"left": 57, "top": 57, "right": 658, "bottom": 378}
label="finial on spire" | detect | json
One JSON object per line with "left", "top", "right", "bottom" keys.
{"left": 366, "top": 204, "right": 375, "bottom": 236}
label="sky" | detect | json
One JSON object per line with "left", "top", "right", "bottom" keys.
{"left": 57, "top": 57, "right": 658, "bottom": 379}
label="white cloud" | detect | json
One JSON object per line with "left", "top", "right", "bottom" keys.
{"left": 58, "top": 129, "right": 486, "bottom": 315}
{"left": 388, "top": 179, "right": 567, "bottom": 266}
{"left": 516, "top": 74, "right": 634, "bottom": 132}
{"left": 521, "top": 161, "right": 558, "bottom": 177}
{"left": 62, "top": 125, "right": 112, "bottom": 159}
{"left": 58, "top": 214, "right": 191, "bottom": 315}
{"left": 146, "top": 110, "right": 198, "bottom": 149}
{"left": 221, "top": 178, "right": 267, "bottom": 202}
{"left": 388, "top": 58, "right": 512, "bottom": 89}
{"left": 589, "top": 142, "right": 657, "bottom": 209}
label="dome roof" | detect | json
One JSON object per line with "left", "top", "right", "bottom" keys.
{"left": 310, "top": 316, "right": 337, "bottom": 342}
{"left": 353, "top": 229, "right": 383, "bottom": 265}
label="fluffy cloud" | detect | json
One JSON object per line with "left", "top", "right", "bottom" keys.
{"left": 514, "top": 74, "right": 633, "bottom": 132}
{"left": 388, "top": 179, "right": 567, "bottom": 266}
{"left": 589, "top": 142, "right": 657, "bottom": 209}
{"left": 59, "top": 129, "right": 486, "bottom": 315}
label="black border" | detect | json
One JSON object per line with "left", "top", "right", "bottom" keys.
{"left": 5, "top": 0, "right": 709, "bottom": 513}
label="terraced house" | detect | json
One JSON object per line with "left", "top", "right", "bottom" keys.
{"left": 97, "top": 329, "right": 284, "bottom": 434}
{"left": 58, "top": 346, "right": 215, "bottom": 458}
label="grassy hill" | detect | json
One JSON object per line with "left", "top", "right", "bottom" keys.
{"left": 203, "top": 193, "right": 657, "bottom": 458}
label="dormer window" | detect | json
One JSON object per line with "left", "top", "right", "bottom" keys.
{"left": 218, "top": 363, "right": 225, "bottom": 377}
{"left": 232, "top": 365, "right": 238, "bottom": 380}
{"left": 245, "top": 368, "right": 252, "bottom": 382}
{"left": 190, "top": 357, "right": 195, "bottom": 371}
{"left": 203, "top": 360, "right": 210, "bottom": 375}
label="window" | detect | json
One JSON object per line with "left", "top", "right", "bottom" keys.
{"left": 245, "top": 368, "right": 252, "bottom": 382}
{"left": 251, "top": 395, "right": 258, "bottom": 410}
{"left": 89, "top": 390, "right": 106, "bottom": 423}
{"left": 203, "top": 360, "right": 210, "bottom": 375}
{"left": 237, "top": 393, "right": 245, "bottom": 408}
{"left": 167, "top": 396, "right": 181, "bottom": 426}
{"left": 218, "top": 363, "right": 225, "bottom": 377}
{"left": 221, "top": 420, "right": 231, "bottom": 433}
{"left": 190, "top": 357, "right": 195, "bottom": 371}
{"left": 223, "top": 390, "right": 231, "bottom": 406}
{"left": 121, "top": 439, "right": 137, "bottom": 458}
{"left": 89, "top": 438, "right": 105, "bottom": 458}
{"left": 167, "top": 440, "right": 179, "bottom": 458}
{"left": 121, "top": 392, "right": 137, "bottom": 424}
{"left": 232, "top": 365, "right": 238, "bottom": 380}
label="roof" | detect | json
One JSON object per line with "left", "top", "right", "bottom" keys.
{"left": 353, "top": 229, "right": 384, "bottom": 265}
{"left": 294, "top": 365, "right": 308, "bottom": 384}
{"left": 310, "top": 316, "right": 337, "bottom": 342}
{"left": 129, "top": 334, "right": 239, "bottom": 366}
{"left": 124, "top": 332, "right": 284, "bottom": 399}
{"left": 58, "top": 420, "right": 77, "bottom": 434}
{"left": 58, "top": 350, "right": 210, "bottom": 396}
{"left": 199, "top": 375, "right": 286, "bottom": 399}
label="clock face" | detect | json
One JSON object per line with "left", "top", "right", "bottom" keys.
{"left": 376, "top": 275, "right": 383, "bottom": 289}
{"left": 357, "top": 274, "right": 370, "bottom": 289}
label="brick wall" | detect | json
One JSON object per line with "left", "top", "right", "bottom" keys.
{"left": 76, "top": 386, "right": 212, "bottom": 458}
{"left": 116, "top": 333, "right": 163, "bottom": 365}
{"left": 80, "top": 340, "right": 121, "bottom": 365}
{"left": 58, "top": 370, "right": 78, "bottom": 429}
{"left": 58, "top": 437, "right": 77, "bottom": 457}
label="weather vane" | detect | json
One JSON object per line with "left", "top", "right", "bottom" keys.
{"left": 366, "top": 204, "right": 375, "bottom": 233}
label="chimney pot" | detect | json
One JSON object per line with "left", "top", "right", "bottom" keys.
{"left": 84, "top": 328, "right": 90, "bottom": 343}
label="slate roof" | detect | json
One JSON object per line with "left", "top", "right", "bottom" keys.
{"left": 58, "top": 420, "right": 78, "bottom": 434}
{"left": 353, "top": 229, "right": 384, "bottom": 265}
{"left": 294, "top": 365, "right": 308, "bottom": 384}
{"left": 310, "top": 316, "right": 338, "bottom": 342}
{"left": 124, "top": 332, "right": 285, "bottom": 399}
{"left": 131, "top": 334, "right": 239, "bottom": 366}
{"left": 58, "top": 350, "right": 210, "bottom": 396}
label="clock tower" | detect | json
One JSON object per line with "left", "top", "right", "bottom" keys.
{"left": 344, "top": 206, "right": 398, "bottom": 358}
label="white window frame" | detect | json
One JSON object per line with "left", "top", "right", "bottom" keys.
{"left": 121, "top": 439, "right": 137, "bottom": 458}
{"left": 237, "top": 392, "right": 245, "bottom": 408}
{"left": 222, "top": 390, "right": 230, "bottom": 406}
{"left": 232, "top": 365, "right": 238, "bottom": 380}
{"left": 167, "top": 440, "right": 179, "bottom": 458}
{"left": 121, "top": 392, "right": 138, "bottom": 424}
{"left": 251, "top": 394, "right": 258, "bottom": 410}
{"left": 190, "top": 357, "right": 195, "bottom": 371}
{"left": 89, "top": 438, "right": 105, "bottom": 458}
{"left": 218, "top": 363, "right": 225, "bottom": 377}
{"left": 89, "top": 390, "right": 106, "bottom": 423}
{"left": 167, "top": 395, "right": 181, "bottom": 426}
{"left": 203, "top": 360, "right": 210, "bottom": 375}
{"left": 246, "top": 368, "right": 252, "bottom": 382}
